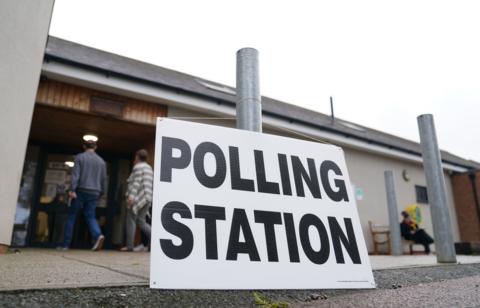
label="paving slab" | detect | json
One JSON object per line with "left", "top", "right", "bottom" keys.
{"left": 1, "top": 248, "right": 480, "bottom": 291}
{"left": 0, "top": 249, "right": 148, "bottom": 291}
{"left": 370, "top": 254, "right": 480, "bottom": 270}
{"left": 40, "top": 249, "right": 149, "bottom": 280}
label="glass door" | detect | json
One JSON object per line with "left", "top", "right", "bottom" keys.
{"left": 11, "top": 146, "right": 40, "bottom": 247}
{"left": 31, "top": 152, "right": 112, "bottom": 248}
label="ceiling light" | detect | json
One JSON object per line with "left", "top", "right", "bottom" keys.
{"left": 83, "top": 134, "right": 98, "bottom": 142}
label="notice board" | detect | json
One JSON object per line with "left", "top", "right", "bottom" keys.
{"left": 150, "top": 118, "right": 375, "bottom": 289}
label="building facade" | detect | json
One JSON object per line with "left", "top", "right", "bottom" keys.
{"left": 8, "top": 36, "right": 480, "bottom": 253}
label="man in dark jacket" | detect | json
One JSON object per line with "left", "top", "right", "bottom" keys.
{"left": 59, "top": 140, "right": 107, "bottom": 251}
{"left": 400, "top": 211, "right": 434, "bottom": 254}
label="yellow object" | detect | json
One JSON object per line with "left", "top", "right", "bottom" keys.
{"left": 36, "top": 211, "right": 49, "bottom": 242}
{"left": 405, "top": 204, "right": 422, "bottom": 225}
{"left": 40, "top": 196, "right": 53, "bottom": 204}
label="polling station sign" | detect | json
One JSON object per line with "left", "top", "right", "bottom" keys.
{"left": 150, "top": 119, "right": 375, "bottom": 289}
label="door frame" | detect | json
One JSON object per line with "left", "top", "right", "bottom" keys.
{"left": 26, "top": 141, "right": 130, "bottom": 249}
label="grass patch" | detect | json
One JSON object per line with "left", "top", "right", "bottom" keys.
{"left": 253, "top": 292, "right": 289, "bottom": 308}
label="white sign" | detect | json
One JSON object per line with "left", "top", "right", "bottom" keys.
{"left": 44, "top": 169, "right": 66, "bottom": 185}
{"left": 150, "top": 119, "right": 375, "bottom": 289}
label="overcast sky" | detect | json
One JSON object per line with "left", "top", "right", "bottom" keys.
{"left": 49, "top": 0, "right": 480, "bottom": 161}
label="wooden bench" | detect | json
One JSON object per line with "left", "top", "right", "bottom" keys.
{"left": 369, "top": 221, "right": 391, "bottom": 255}
{"left": 369, "top": 221, "right": 426, "bottom": 255}
{"left": 402, "top": 239, "right": 425, "bottom": 255}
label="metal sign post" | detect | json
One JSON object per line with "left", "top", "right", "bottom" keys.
{"left": 236, "top": 48, "right": 262, "bottom": 132}
{"left": 417, "top": 114, "right": 457, "bottom": 263}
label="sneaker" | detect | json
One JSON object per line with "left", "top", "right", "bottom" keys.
{"left": 92, "top": 235, "right": 105, "bottom": 251}
{"left": 56, "top": 246, "right": 68, "bottom": 251}
{"left": 120, "top": 246, "right": 133, "bottom": 252}
{"left": 133, "top": 244, "right": 147, "bottom": 252}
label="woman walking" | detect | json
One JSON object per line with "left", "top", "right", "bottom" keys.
{"left": 120, "top": 149, "right": 153, "bottom": 252}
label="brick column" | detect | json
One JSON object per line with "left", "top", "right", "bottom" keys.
{"left": 451, "top": 171, "right": 480, "bottom": 242}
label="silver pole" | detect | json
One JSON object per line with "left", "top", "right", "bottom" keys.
{"left": 330, "top": 96, "right": 335, "bottom": 125}
{"left": 236, "top": 48, "right": 262, "bottom": 132}
{"left": 417, "top": 114, "right": 457, "bottom": 263}
{"left": 384, "top": 170, "right": 403, "bottom": 256}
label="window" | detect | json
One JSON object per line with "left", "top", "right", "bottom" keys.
{"left": 12, "top": 146, "right": 40, "bottom": 246}
{"left": 415, "top": 185, "right": 428, "bottom": 204}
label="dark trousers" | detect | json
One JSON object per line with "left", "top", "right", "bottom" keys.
{"left": 140, "top": 206, "right": 152, "bottom": 247}
{"left": 63, "top": 191, "right": 102, "bottom": 248}
{"left": 411, "top": 229, "right": 434, "bottom": 253}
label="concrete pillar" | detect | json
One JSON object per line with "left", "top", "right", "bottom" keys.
{"left": 0, "top": 0, "right": 54, "bottom": 248}
{"left": 384, "top": 170, "right": 403, "bottom": 256}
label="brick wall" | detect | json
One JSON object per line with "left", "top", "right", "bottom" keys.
{"left": 451, "top": 171, "right": 480, "bottom": 242}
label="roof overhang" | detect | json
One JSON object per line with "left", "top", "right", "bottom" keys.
{"left": 41, "top": 58, "right": 470, "bottom": 173}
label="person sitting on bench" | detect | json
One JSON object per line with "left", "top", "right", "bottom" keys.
{"left": 400, "top": 211, "right": 434, "bottom": 254}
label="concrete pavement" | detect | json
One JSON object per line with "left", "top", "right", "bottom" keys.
{"left": 370, "top": 254, "right": 480, "bottom": 270}
{"left": 299, "top": 274, "right": 480, "bottom": 307}
{"left": 0, "top": 249, "right": 148, "bottom": 291}
{"left": 1, "top": 248, "right": 480, "bottom": 291}
{"left": 1, "top": 262, "right": 479, "bottom": 307}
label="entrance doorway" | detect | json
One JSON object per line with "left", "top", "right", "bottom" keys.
{"left": 26, "top": 147, "right": 130, "bottom": 249}
{"left": 12, "top": 104, "right": 156, "bottom": 249}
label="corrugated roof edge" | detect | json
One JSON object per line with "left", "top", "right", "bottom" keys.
{"left": 43, "top": 36, "right": 480, "bottom": 171}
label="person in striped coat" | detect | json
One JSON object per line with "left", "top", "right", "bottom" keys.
{"left": 121, "top": 149, "right": 154, "bottom": 252}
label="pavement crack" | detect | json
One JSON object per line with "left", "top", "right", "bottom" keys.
{"left": 60, "top": 254, "right": 149, "bottom": 281}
